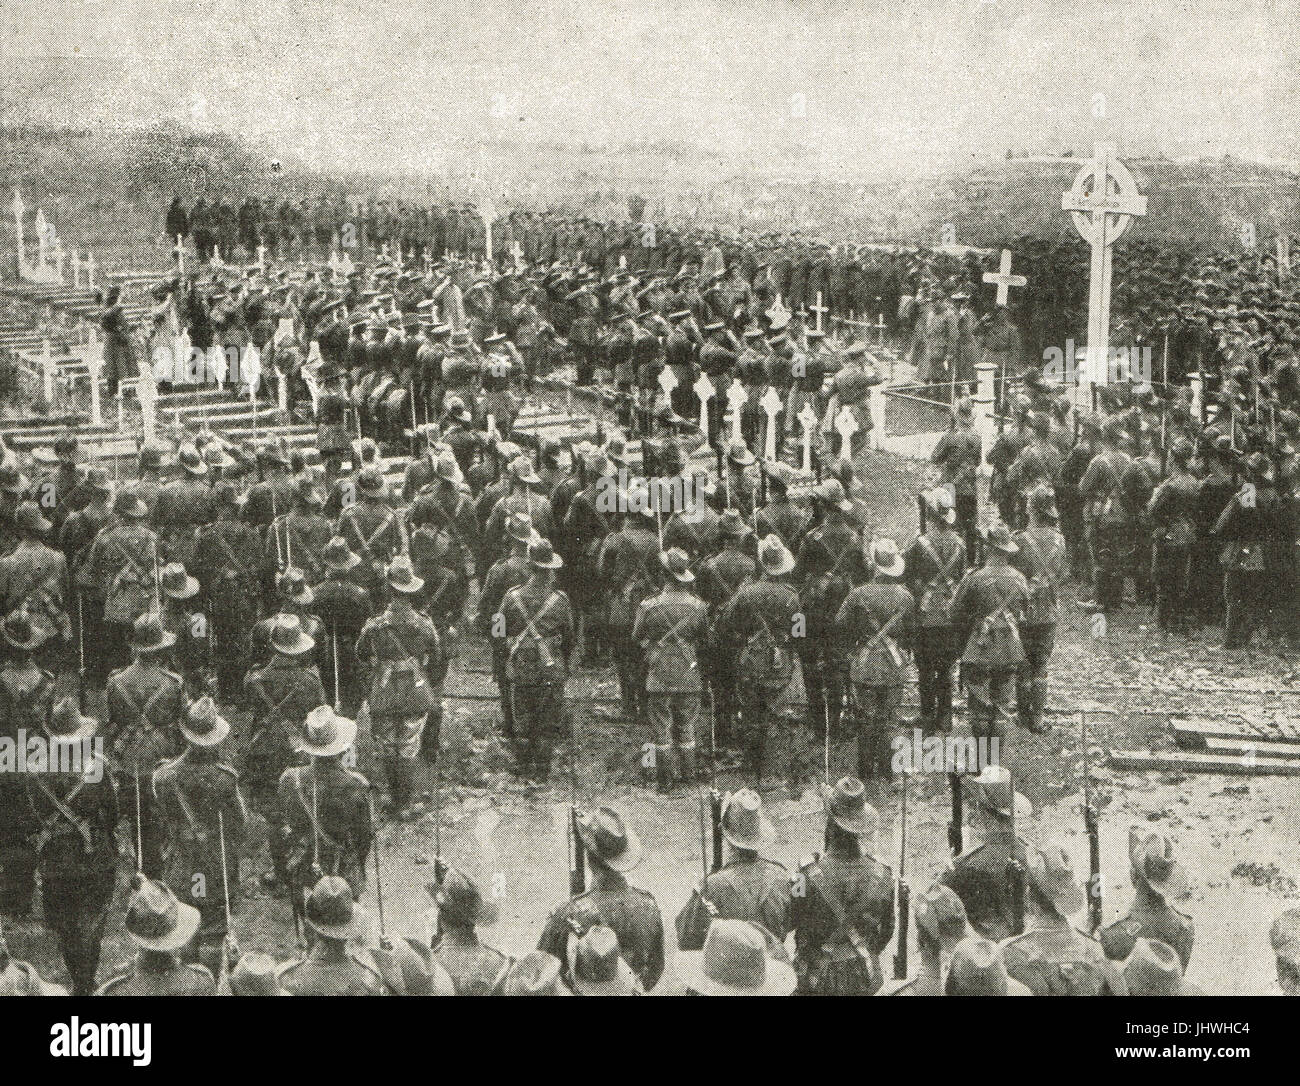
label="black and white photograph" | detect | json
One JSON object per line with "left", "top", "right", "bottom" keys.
{"left": 0, "top": 0, "right": 1297, "bottom": 1053}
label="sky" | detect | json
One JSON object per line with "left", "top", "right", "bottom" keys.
{"left": 3, "top": 0, "right": 1298, "bottom": 177}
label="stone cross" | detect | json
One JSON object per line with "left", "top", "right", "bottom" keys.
{"left": 657, "top": 365, "right": 678, "bottom": 402}
{"left": 982, "top": 248, "right": 1027, "bottom": 307}
{"left": 693, "top": 373, "right": 715, "bottom": 441}
{"left": 798, "top": 403, "right": 819, "bottom": 474}
{"left": 809, "top": 292, "right": 828, "bottom": 333}
{"left": 1061, "top": 142, "right": 1147, "bottom": 395}
{"left": 760, "top": 387, "right": 783, "bottom": 461}
{"left": 726, "top": 378, "right": 747, "bottom": 445}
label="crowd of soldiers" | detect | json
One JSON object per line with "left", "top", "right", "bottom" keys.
{"left": 1, "top": 207, "right": 1298, "bottom": 996}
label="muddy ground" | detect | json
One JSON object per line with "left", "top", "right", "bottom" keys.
{"left": 5, "top": 446, "right": 1297, "bottom": 995}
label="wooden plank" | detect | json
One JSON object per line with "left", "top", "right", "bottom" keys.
{"left": 1203, "top": 735, "right": 1300, "bottom": 759}
{"left": 1170, "top": 718, "right": 1300, "bottom": 749}
{"left": 1108, "top": 749, "right": 1300, "bottom": 776}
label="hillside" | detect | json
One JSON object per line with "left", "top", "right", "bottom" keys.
{"left": 4, "top": 124, "right": 1298, "bottom": 274}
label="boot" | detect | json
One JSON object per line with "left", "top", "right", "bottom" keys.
{"left": 679, "top": 744, "right": 698, "bottom": 783}
{"left": 1027, "top": 679, "right": 1049, "bottom": 734}
{"left": 655, "top": 745, "right": 676, "bottom": 793}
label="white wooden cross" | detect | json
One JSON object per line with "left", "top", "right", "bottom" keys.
{"left": 657, "top": 364, "right": 678, "bottom": 403}
{"left": 137, "top": 361, "right": 158, "bottom": 442}
{"left": 339, "top": 252, "right": 354, "bottom": 278}
{"left": 834, "top": 405, "right": 859, "bottom": 458}
{"left": 798, "top": 403, "right": 819, "bottom": 474}
{"left": 1061, "top": 142, "right": 1147, "bottom": 392}
{"left": 874, "top": 312, "right": 886, "bottom": 345}
{"left": 982, "top": 249, "right": 1027, "bottom": 307}
{"left": 35, "top": 209, "right": 48, "bottom": 268}
{"left": 760, "top": 387, "right": 783, "bottom": 462}
{"left": 726, "top": 378, "right": 747, "bottom": 446}
{"left": 174, "top": 234, "right": 185, "bottom": 274}
{"left": 85, "top": 327, "right": 104, "bottom": 426}
{"left": 619, "top": 254, "right": 628, "bottom": 271}
{"left": 71, "top": 251, "right": 82, "bottom": 288}
{"left": 510, "top": 240, "right": 523, "bottom": 272}
{"left": 479, "top": 198, "right": 495, "bottom": 264}
{"left": 211, "top": 246, "right": 223, "bottom": 268}
{"left": 809, "top": 291, "right": 828, "bottom": 334}
{"left": 693, "top": 373, "right": 715, "bottom": 440}
{"left": 85, "top": 250, "right": 96, "bottom": 288}
{"left": 257, "top": 244, "right": 267, "bottom": 271}
{"left": 41, "top": 339, "right": 54, "bottom": 403}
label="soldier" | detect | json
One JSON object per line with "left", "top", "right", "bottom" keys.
{"left": 29, "top": 433, "right": 89, "bottom": 537}
{"left": 311, "top": 537, "right": 373, "bottom": 715}
{"left": 940, "top": 766, "right": 1032, "bottom": 942}
{"left": 718, "top": 534, "right": 805, "bottom": 786}
{"left": 903, "top": 488, "right": 966, "bottom": 735}
{"left": 677, "top": 917, "right": 796, "bottom": 996}
{"left": 755, "top": 463, "right": 810, "bottom": 553}
{"left": 561, "top": 447, "right": 618, "bottom": 665}
{"left": 790, "top": 777, "right": 894, "bottom": 995}
{"left": 81, "top": 489, "right": 160, "bottom": 676}
{"left": 500, "top": 538, "right": 574, "bottom": 781}
{"left": 1100, "top": 828, "right": 1194, "bottom": 973}
{"left": 632, "top": 548, "right": 709, "bottom": 791}
{"left": 152, "top": 696, "right": 247, "bottom": 976}
{"left": 1078, "top": 417, "right": 1138, "bottom": 612}
{"left": 134, "top": 441, "right": 170, "bottom": 517}
{"left": 243, "top": 613, "right": 326, "bottom": 829}
{"left": 266, "top": 475, "right": 333, "bottom": 590}
{"left": 1214, "top": 451, "right": 1283, "bottom": 649}
{"left": 1005, "top": 413, "right": 1062, "bottom": 529}
{"left": 1147, "top": 438, "right": 1201, "bottom": 634}
{"left": 157, "top": 562, "right": 206, "bottom": 696}
{"left": 251, "top": 567, "right": 325, "bottom": 670}
{"left": 153, "top": 443, "right": 216, "bottom": 569}
{"left": 797, "top": 478, "right": 869, "bottom": 744}
{"left": 477, "top": 512, "right": 535, "bottom": 742}
{"left": 0, "top": 921, "right": 64, "bottom": 994}
{"left": 537, "top": 805, "right": 665, "bottom": 992}
{"left": 598, "top": 493, "right": 660, "bottom": 728}
{"left": 278, "top": 875, "right": 393, "bottom": 995}
{"left": 276, "top": 706, "right": 371, "bottom": 901}
{"left": 1000, "top": 843, "right": 1128, "bottom": 995}
{"left": 568, "top": 924, "right": 642, "bottom": 996}
{"left": 0, "top": 612, "right": 53, "bottom": 916}
{"left": 1122, "top": 936, "right": 1202, "bottom": 996}
{"left": 0, "top": 501, "right": 71, "bottom": 660}
{"left": 930, "top": 398, "right": 983, "bottom": 555}
{"left": 242, "top": 443, "right": 297, "bottom": 537}
{"left": 835, "top": 538, "right": 915, "bottom": 781}
{"left": 193, "top": 482, "right": 263, "bottom": 703}
{"left": 428, "top": 862, "right": 512, "bottom": 995}
{"left": 886, "top": 883, "right": 971, "bottom": 996}
{"left": 483, "top": 456, "right": 553, "bottom": 569}
{"left": 316, "top": 363, "right": 354, "bottom": 483}
{"left": 695, "top": 509, "right": 755, "bottom": 744}
{"left": 106, "top": 613, "right": 186, "bottom": 879}
{"left": 1010, "top": 485, "right": 1068, "bottom": 734}
{"left": 949, "top": 523, "right": 1030, "bottom": 744}
{"left": 95, "top": 874, "right": 216, "bottom": 995}
{"left": 410, "top": 449, "right": 479, "bottom": 584}
{"left": 338, "top": 468, "right": 403, "bottom": 606}
{"left": 356, "top": 558, "right": 443, "bottom": 818}
{"left": 23, "top": 698, "right": 118, "bottom": 995}
{"left": 675, "top": 788, "right": 792, "bottom": 951}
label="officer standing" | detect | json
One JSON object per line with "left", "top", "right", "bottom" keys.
{"left": 311, "top": 537, "right": 374, "bottom": 715}
{"left": 82, "top": 489, "right": 160, "bottom": 676}
{"left": 903, "top": 488, "right": 966, "bottom": 735}
{"left": 278, "top": 875, "right": 392, "bottom": 995}
{"left": 95, "top": 875, "right": 216, "bottom": 995}
{"left": 193, "top": 482, "right": 263, "bottom": 703}
{"left": 1010, "top": 485, "right": 1067, "bottom": 734}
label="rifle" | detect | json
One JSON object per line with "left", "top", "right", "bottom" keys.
{"left": 947, "top": 771, "right": 963, "bottom": 855}
{"left": 707, "top": 689, "right": 722, "bottom": 873}
{"left": 917, "top": 492, "right": 928, "bottom": 535}
{"left": 76, "top": 593, "right": 86, "bottom": 715}
{"left": 568, "top": 704, "right": 586, "bottom": 896}
{"left": 217, "top": 809, "right": 233, "bottom": 994}
{"left": 1007, "top": 775, "right": 1026, "bottom": 936}
{"left": 1082, "top": 710, "right": 1103, "bottom": 935}
{"left": 331, "top": 623, "right": 342, "bottom": 712}
{"left": 367, "top": 791, "right": 402, "bottom": 992}
{"left": 893, "top": 768, "right": 911, "bottom": 980}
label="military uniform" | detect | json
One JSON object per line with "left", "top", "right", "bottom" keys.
{"left": 338, "top": 497, "right": 403, "bottom": 604}
{"left": 311, "top": 575, "right": 374, "bottom": 715}
{"left": 477, "top": 549, "right": 531, "bottom": 739}
{"left": 0, "top": 538, "right": 70, "bottom": 650}
{"left": 22, "top": 754, "right": 119, "bottom": 995}
{"left": 537, "top": 881, "right": 665, "bottom": 992}
{"left": 106, "top": 657, "right": 185, "bottom": 877}
{"left": 193, "top": 515, "right": 264, "bottom": 702}
{"left": 356, "top": 602, "right": 443, "bottom": 802}
{"left": 1147, "top": 468, "right": 1201, "bottom": 632}
{"left": 903, "top": 526, "right": 966, "bottom": 733}
{"left": 632, "top": 583, "right": 708, "bottom": 789}
{"left": 695, "top": 543, "right": 755, "bottom": 741}
{"left": 1001, "top": 916, "right": 1128, "bottom": 995}
{"left": 266, "top": 509, "right": 333, "bottom": 589}
{"left": 96, "top": 952, "right": 215, "bottom": 996}
{"left": 1100, "top": 896, "right": 1195, "bottom": 973}
{"left": 1010, "top": 525, "right": 1067, "bottom": 733}
{"left": 152, "top": 748, "right": 247, "bottom": 964}
{"left": 278, "top": 944, "right": 389, "bottom": 996}
{"left": 949, "top": 561, "right": 1030, "bottom": 743}
{"left": 434, "top": 932, "right": 512, "bottom": 996}
{"left": 0, "top": 655, "right": 53, "bottom": 914}
{"left": 598, "top": 522, "right": 660, "bottom": 725}
{"left": 82, "top": 520, "right": 161, "bottom": 674}
{"left": 931, "top": 424, "right": 982, "bottom": 552}
{"left": 939, "top": 835, "right": 1030, "bottom": 942}
{"left": 675, "top": 854, "right": 792, "bottom": 952}
{"left": 501, "top": 578, "right": 574, "bottom": 779}
{"left": 789, "top": 848, "right": 894, "bottom": 995}
{"left": 275, "top": 760, "right": 372, "bottom": 898}
{"left": 153, "top": 475, "right": 216, "bottom": 569}
{"left": 1079, "top": 447, "right": 1138, "bottom": 611}
{"left": 242, "top": 654, "right": 326, "bottom": 814}
{"left": 835, "top": 580, "right": 915, "bottom": 779}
